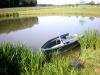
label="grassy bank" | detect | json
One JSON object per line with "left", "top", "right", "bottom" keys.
{"left": 0, "top": 30, "right": 100, "bottom": 75}
{"left": 0, "top": 5, "right": 100, "bottom": 19}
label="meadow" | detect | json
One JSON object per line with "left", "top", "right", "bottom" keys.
{"left": 0, "top": 5, "right": 100, "bottom": 19}
{"left": 0, "top": 30, "right": 100, "bottom": 75}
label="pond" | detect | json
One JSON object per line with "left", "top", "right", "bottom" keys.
{"left": 0, "top": 16, "right": 100, "bottom": 51}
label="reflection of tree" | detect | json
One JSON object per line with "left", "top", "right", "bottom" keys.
{"left": 87, "top": 1, "right": 95, "bottom": 5}
{"left": 89, "top": 16, "right": 95, "bottom": 21}
{"left": 0, "top": 17, "right": 38, "bottom": 34}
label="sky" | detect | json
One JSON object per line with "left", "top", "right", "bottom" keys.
{"left": 37, "top": 0, "right": 100, "bottom": 5}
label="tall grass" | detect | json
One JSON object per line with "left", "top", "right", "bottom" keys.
{"left": 78, "top": 29, "right": 100, "bottom": 49}
{"left": 77, "top": 30, "right": 100, "bottom": 75}
{"left": 0, "top": 43, "right": 45, "bottom": 75}
{"left": 0, "top": 43, "right": 85, "bottom": 75}
{"left": 0, "top": 30, "right": 100, "bottom": 75}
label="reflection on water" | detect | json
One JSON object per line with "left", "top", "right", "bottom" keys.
{"left": 89, "top": 16, "right": 95, "bottom": 21}
{"left": 79, "top": 16, "right": 96, "bottom": 25}
{"left": 0, "top": 16, "right": 100, "bottom": 51}
{"left": 0, "top": 17, "right": 38, "bottom": 34}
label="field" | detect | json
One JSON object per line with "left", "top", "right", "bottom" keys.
{"left": 0, "top": 5, "right": 100, "bottom": 19}
{"left": 0, "top": 30, "right": 100, "bottom": 75}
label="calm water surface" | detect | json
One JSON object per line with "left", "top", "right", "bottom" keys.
{"left": 0, "top": 16, "right": 100, "bottom": 51}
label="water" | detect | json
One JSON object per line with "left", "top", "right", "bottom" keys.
{"left": 0, "top": 16, "right": 100, "bottom": 51}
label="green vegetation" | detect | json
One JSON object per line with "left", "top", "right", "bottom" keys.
{"left": 0, "top": 5, "right": 100, "bottom": 19}
{"left": 78, "top": 30, "right": 100, "bottom": 49}
{"left": 0, "top": 43, "right": 44, "bottom": 75}
{"left": 0, "top": 13, "right": 19, "bottom": 18}
{"left": 0, "top": 0, "right": 37, "bottom": 8}
{"left": 0, "top": 30, "right": 100, "bottom": 75}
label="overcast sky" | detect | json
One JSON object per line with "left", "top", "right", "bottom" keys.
{"left": 38, "top": 0, "right": 100, "bottom": 5}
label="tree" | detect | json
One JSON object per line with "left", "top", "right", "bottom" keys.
{"left": 19, "top": 0, "right": 37, "bottom": 6}
{"left": 0, "top": 0, "right": 37, "bottom": 8}
{"left": 88, "top": 1, "right": 95, "bottom": 5}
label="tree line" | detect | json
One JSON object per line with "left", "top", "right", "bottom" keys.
{"left": 0, "top": 0, "right": 37, "bottom": 8}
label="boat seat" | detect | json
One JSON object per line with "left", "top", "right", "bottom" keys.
{"left": 61, "top": 39, "right": 70, "bottom": 45}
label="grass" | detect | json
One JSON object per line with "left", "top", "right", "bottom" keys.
{"left": 0, "top": 13, "right": 19, "bottom": 18}
{"left": 0, "top": 30, "right": 100, "bottom": 75}
{"left": 78, "top": 29, "right": 100, "bottom": 49}
{"left": 0, "top": 43, "right": 45, "bottom": 75}
{"left": 0, "top": 5, "right": 100, "bottom": 19}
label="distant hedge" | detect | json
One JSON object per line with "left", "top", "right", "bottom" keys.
{"left": 0, "top": 0, "right": 37, "bottom": 8}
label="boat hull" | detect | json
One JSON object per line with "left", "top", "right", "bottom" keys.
{"left": 42, "top": 41, "right": 79, "bottom": 55}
